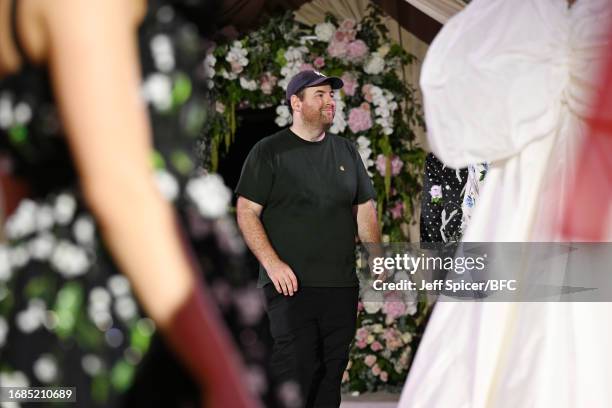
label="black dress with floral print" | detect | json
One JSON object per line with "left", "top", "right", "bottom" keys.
{"left": 419, "top": 153, "right": 468, "bottom": 243}
{"left": 0, "top": 2, "right": 288, "bottom": 407}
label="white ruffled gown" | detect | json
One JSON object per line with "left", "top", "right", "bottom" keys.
{"left": 399, "top": 0, "right": 612, "bottom": 407}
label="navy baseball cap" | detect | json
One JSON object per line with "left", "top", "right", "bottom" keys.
{"left": 286, "top": 70, "right": 343, "bottom": 105}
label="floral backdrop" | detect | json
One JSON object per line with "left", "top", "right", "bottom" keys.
{"left": 202, "top": 5, "right": 430, "bottom": 393}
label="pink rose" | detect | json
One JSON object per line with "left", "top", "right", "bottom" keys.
{"left": 364, "top": 355, "right": 377, "bottom": 367}
{"left": 260, "top": 72, "right": 278, "bottom": 95}
{"left": 346, "top": 40, "right": 369, "bottom": 62}
{"left": 380, "top": 371, "right": 388, "bottom": 382}
{"left": 362, "top": 84, "right": 374, "bottom": 102}
{"left": 356, "top": 340, "right": 367, "bottom": 349}
{"left": 356, "top": 327, "right": 369, "bottom": 341}
{"left": 230, "top": 60, "right": 243, "bottom": 74}
{"left": 313, "top": 56, "right": 325, "bottom": 68}
{"left": 341, "top": 72, "right": 358, "bottom": 96}
{"left": 348, "top": 106, "right": 373, "bottom": 133}
{"left": 371, "top": 364, "right": 382, "bottom": 376}
{"left": 370, "top": 341, "right": 383, "bottom": 352}
{"left": 376, "top": 154, "right": 404, "bottom": 177}
{"left": 389, "top": 201, "right": 404, "bottom": 220}
{"left": 357, "top": 301, "right": 364, "bottom": 312}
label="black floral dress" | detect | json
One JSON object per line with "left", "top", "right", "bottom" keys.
{"left": 0, "top": 1, "right": 286, "bottom": 407}
{"left": 419, "top": 153, "right": 468, "bottom": 243}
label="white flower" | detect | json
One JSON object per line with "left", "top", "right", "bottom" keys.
{"left": 82, "top": 354, "right": 103, "bottom": 376}
{"left": 0, "top": 245, "right": 12, "bottom": 282}
{"left": 204, "top": 53, "right": 217, "bottom": 89}
{"left": 33, "top": 354, "right": 58, "bottom": 384}
{"left": 364, "top": 53, "right": 385, "bottom": 75}
{"left": 73, "top": 216, "right": 96, "bottom": 246}
{"left": 35, "top": 205, "right": 54, "bottom": 231}
{"left": 150, "top": 34, "right": 175, "bottom": 72}
{"left": 90, "top": 287, "right": 112, "bottom": 308}
{"left": 204, "top": 53, "right": 216, "bottom": 78}
{"left": 50, "top": 240, "right": 90, "bottom": 277}
{"left": 142, "top": 73, "right": 173, "bottom": 112}
{"left": 5, "top": 199, "right": 38, "bottom": 239}
{"left": 0, "top": 93, "right": 13, "bottom": 129}
{"left": 16, "top": 299, "right": 46, "bottom": 334}
{"left": 220, "top": 68, "right": 238, "bottom": 80}
{"left": 90, "top": 309, "right": 113, "bottom": 331}
{"left": 154, "top": 169, "right": 179, "bottom": 202}
{"left": 315, "top": 22, "right": 336, "bottom": 42}
{"left": 0, "top": 370, "right": 29, "bottom": 388}
{"left": 363, "top": 300, "right": 383, "bottom": 314}
{"left": 0, "top": 316, "right": 8, "bottom": 348}
{"left": 186, "top": 174, "right": 231, "bottom": 218}
{"left": 114, "top": 296, "right": 138, "bottom": 321}
{"left": 275, "top": 105, "right": 292, "bottom": 127}
{"left": 107, "top": 275, "right": 131, "bottom": 298}
{"left": 239, "top": 77, "right": 258, "bottom": 91}
{"left": 329, "top": 95, "right": 346, "bottom": 134}
{"left": 54, "top": 193, "right": 77, "bottom": 225}
{"left": 356, "top": 136, "right": 374, "bottom": 170}
{"left": 28, "top": 232, "right": 56, "bottom": 260}
{"left": 226, "top": 41, "right": 249, "bottom": 71}
{"left": 14, "top": 102, "right": 32, "bottom": 124}
{"left": 8, "top": 246, "right": 30, "bottom": 268}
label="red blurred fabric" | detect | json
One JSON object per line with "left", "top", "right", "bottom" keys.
{"left": 561, "top": 22, "right": 612, "bottom": 241}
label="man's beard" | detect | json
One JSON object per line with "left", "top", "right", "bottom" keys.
{"left": 303, "top": 106, "right": 334, "bottom": 130}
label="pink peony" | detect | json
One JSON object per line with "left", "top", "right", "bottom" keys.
{"left": 389, "top": 201, "right": 404, "bottom": 220}
{"left": 382, "top": 299, "right": 407, "bottom": 321}
{"left": 370, "top": 341, "right": 383, "bottom": 352}
{"left": 364, "top": 355, "right": 377, "bottom": 367}
{"left": 327, "top": 39, "right": 348, "bottom": 58}
{"left": 376, "top": 154, "right": 404, "bottom": 177}
{"left": 348, "top": 106, "right": 373, "bottom": 133}
{"left": 372, "top": 364, "right": 382, "bottom": 376}
{"left": 313, "top": 56, "right": 325, "bottom": 68}
{"left": 346, "top": 40, "right": 369, "bottom": 62}
{"left": 380, "top": 371, "right": 388, "bottom": 382}
{"left": 299, "top": 63, "right": 314, "bottom": 72}
{"left": 341, "top": 72, "right": 358, "bottom": 96}
{"left": 356, "top": 340, "right": 367, "bottom": 349}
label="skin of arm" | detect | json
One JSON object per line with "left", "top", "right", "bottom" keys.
{"left": 236, "top": 196, "right": 298, "bottom": 296}
{"left": 354, "top": 199, "right": 385, "bottom": 280}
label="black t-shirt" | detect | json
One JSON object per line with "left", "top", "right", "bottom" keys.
{"left": 236, "top": 128, "right": 376, "bottom": 287}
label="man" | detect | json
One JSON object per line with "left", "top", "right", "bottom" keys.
{"left": 235, "top": 70, "right": 381, "bottom": 408}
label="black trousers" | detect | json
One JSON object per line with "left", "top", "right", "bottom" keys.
{"left": 264, "top": 285, "right": 359, "bottom": 408}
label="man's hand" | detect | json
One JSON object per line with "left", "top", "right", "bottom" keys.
{"left": 265, "top": 259, "right": 299, "bottom": 296}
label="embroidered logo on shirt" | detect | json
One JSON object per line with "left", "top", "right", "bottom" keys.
{"left": 339, "top": 165, "right": 345, "bottom": 171}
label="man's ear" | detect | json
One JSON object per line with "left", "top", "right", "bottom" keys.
{"left": 290, "top": 94, "right": 301, "bottom": 113}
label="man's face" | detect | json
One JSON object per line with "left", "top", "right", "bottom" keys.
{"left": 295, "top": 84, "right": 336, "bottom": 129}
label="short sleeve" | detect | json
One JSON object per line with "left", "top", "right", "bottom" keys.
{"left": 351, "top": 143, "right": 376, "bottom": 205}
{"left": 235, "top": 142, "right": 274, "bottom": 206}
